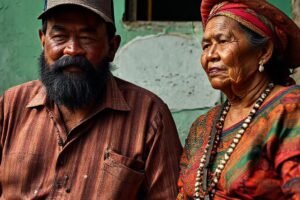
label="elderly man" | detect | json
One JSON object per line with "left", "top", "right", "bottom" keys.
{"left": 0, "top": 0, "right": 182, "bottom": 199}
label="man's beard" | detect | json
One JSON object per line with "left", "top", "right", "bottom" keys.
{"left": 39, "top": 51, "right": 110, "bottom": 110}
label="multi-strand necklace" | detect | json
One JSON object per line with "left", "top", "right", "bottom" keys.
{"left": 194, "top": 82, "right": 274, "bottom": 200}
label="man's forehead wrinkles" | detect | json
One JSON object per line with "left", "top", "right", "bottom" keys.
{"left": 48, "top": 22, "right": 98, "bottom": 33}
{"left": 50, "top": 24, "right": 66, "bottom": 31}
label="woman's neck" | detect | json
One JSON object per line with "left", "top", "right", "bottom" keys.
{"left": 225, "top": 77, "right": 270, "bottom": 109}
{"left": 222, "top": 77, "right": 271, "bottom": 129}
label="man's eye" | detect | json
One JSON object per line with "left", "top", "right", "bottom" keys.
{"left": 52, "top": 35, "right": 67, "bottom": 42}
{"left": 80, "top": 36, "right": 96, "bottom": 42}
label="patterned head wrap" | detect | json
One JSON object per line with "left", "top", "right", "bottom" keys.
{"left": 201, "top": 0, "right": 300, "bottom": 69}
{"left": 206, "top": 2, "right": 273, "bottom": 38}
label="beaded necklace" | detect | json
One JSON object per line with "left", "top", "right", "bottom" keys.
{"left": 194, "top": 83, "right": 274, "bottom": 200}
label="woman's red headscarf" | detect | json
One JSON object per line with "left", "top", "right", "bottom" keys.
{"left": 205, "top": 2, "right": 273, "bottom": 38}
{"left": 201, "top": 0, "right": 300, "bottom": 69}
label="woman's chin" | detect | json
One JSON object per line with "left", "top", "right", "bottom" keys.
{"left": 209, "top": 79, "right": 230, "bottom": 91}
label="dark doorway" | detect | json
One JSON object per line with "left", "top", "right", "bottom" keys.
{"left": 125, "top": 0, "right": 201, "bottom": 21}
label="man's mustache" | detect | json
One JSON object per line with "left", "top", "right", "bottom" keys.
{"left": 50, "top": 55, "right": 94, "bottom": 73}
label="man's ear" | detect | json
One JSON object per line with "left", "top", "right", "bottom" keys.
{"left": 108, "top": 35, "right": 121, "bottom": 62}
{"left": 39, "top": 29, "right": 45, "bottom": 49}
{"left": 259, "top": 39, "right": 274, "bottom": 64}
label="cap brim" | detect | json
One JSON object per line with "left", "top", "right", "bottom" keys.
{"left": 38, "top": 3, "right": 114, "bottom": 24}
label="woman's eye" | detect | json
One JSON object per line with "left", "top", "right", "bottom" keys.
{"left": 202, "top": 44, "right": 209, "bottom": 50}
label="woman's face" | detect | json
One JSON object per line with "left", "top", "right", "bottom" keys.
{"left": 201, "top": 16, "right": 262, "bottom": 90}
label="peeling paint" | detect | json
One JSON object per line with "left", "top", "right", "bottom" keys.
{"left": 113, "top": 33, "right": 220, "bottom": 111}
{"left": 122, "top": 21, "right": 201, "bottom": 34}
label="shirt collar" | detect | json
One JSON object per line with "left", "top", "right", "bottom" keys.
{"left": 26, "top": 84, "right": 47, "bottom": 108}
{"left": 98, "top": 73, "right": 131, "bottom": 112}
{"left": 26, "top": 74, "right": 131, "bottom": 112}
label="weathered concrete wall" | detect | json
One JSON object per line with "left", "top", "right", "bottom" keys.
{"left": 112, "top": 31, "right": 221, "bottom": 142}
{"left": 113, "top": 33, "right": 220, "bottom": 111}
{"left": 292, "top": 0, "right": 300, "bottom": 24}
{"left": 0, "top": 0, "right": 296, "bottom": 143}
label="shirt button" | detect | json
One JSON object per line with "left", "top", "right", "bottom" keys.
{"left": 58, "top": 159, "right": 64, "bottom": 166}
{"left": 65, "top": 188, "right": 71, "bottom": 193}
{"left": 64, "top": 175, "right": 69, "bottom": 180}
{"left": 55, "top": 181, "right": 62, "bottom": 189}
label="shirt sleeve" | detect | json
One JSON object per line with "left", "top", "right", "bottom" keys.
{"left": 176, "top": 147, "right": 189, "bottom": 200}
{"left": 281, "top": 158, "right": 300, "bottom": 199}
{"left": 274, "top": 102, "right": 300, "bottom": 199}
{"left": 176, "top": 118, "right": 199, "bottom": 200}
{"left": 274, "top": 103, "right": 300, "bottom": 166}
{"left": 143, "top": 106, "right": 182, "bottom": 200}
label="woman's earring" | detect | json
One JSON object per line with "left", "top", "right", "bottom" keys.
{"left": 259, "top": 60, "right": 264, "bottom": 72}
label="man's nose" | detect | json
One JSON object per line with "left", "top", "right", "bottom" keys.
{"left": 63, "top": 38, "right": 85, "bottom": 56}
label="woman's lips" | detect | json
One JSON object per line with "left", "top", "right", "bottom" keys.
{"left": 207, "top": 67, "right": 225, "bottom": 77}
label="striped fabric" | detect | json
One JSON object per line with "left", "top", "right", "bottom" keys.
{"left": 205, "top": 2, "right": 274, "bottom": 38}
{"left": 177, "top": 85, "right": 300, "bottom": 199}
{"left": 0, "top": 74, "right": 182, "bottom": 199}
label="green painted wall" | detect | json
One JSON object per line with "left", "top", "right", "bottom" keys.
{"left": 0, "top": 0, "right": 294, "bottom": 143}
{"left": 270, "top": 0, "right": 292, "bottom": 17}
{"left": 0, "top": 1, "right": 42, "bottom": 93}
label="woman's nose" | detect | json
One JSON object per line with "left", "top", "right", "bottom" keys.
{"left": 207, "top": 44, "right": 219, "bottom": 61}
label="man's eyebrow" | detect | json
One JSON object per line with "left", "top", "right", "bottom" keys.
{"left": 48, "top": 25, "right": 99, "bottom": 34}
{"left": 49, "top": 25, "right": 66, "bottom": 33}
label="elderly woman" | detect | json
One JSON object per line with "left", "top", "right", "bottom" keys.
{"left": 177, "top": 0, "right": 300, "bottom": 199}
